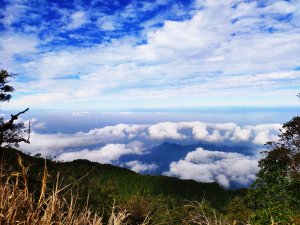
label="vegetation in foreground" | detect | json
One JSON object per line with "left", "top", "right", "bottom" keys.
{"left": 1, "top": 138, "right": 300, "bottom": 224}
{"left": 247, "top": 116, "right": 300, "bottom": 224}
{"left": 0, "top": 154, "right": 131, "bottom": 225}
{"left": 0, "top": 156, "right": 236, "bottom": 225}
{"left": 0, "top": 147, "right": 248, "bottom": 225}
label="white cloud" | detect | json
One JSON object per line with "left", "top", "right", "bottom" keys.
{"left": 20, "top": 123, "right": 148, "bottom": 156}
{"left": 66, "top": 11, "right": 88, "bottom": 30}
{"left": 179, "top": 121, "right": 280, "bottom": 144}
{"left": 72, "top": 112, "right": 91, "bottom": 116}
{"left": 261, "top": 1, "right": 297, "bottom": 15}
{"left": 125, "top": 160, "right": 158, "bottom": 173}
{"left": 148, "top": 122, "right": 186, "bottom": 140}
{"left": 9, "top": 116, "right": 46, "bottom": 132}
{"left": 0, "top": 1, "right": 30, "bottom": 28}
{"left": 96, "top": 14, "right": 121, "bottom": 31}
{"left": 24, "top": 118, "right": 46, "bottom": 130}
{"left": 16, "top": 120, "right": 283, "bottom": 186}
{"left": 57, "top": 141, "right": 144, "bottom": 164}
{"left": 166, "top": 147, "right": 259, "bottom": 188}
{"left": 0, "top": 33, "right": 38, "bottom": 68}
{"left": 231, "top": 127, "right": 252, "bottom": 142}
{"left": 246, "top": 124, "right": 281, "bottom": 145}
{"left": 139, "top": 1, "right": 300, "bottom": 73}
{"left": 100, "top": 21, "right": 118, "bottom": 31}
{"left": 3, "top": 0, "right": 299, "bottom": 109}
{"left": 19, "top": 120, "right": 281, "bottom": 158}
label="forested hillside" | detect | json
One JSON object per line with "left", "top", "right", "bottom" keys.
{"left": 0, "top": 147, "right": 247, "bottom": 224}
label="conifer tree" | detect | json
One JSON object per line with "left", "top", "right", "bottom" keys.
{"left": 0, "top": 69, "right": 30, "bottom": 147}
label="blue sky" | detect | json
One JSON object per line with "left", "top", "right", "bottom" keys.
{"left": 2, "top": 0, "right": 300, "bottom": 187}
{"left": 1, "top": 0, "right": 300, "bottom": 111}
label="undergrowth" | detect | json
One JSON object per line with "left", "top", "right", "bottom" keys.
{"left": 0, "top": 154, "right": 133, "bottom": 225}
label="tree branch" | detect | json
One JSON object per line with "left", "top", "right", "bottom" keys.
{"left": 10, "top": 107, "right": 29, "bottom": 122}
{"left": 0, "top": 108, "right": 29, "bottom": 131}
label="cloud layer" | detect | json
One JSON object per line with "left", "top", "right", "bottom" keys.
{"left": 19, "top": 120, "right": 281, "bottom": 187}
{"left": 0, "top": 0, "right": 299, "bottom": 109}
{"left": 57, "top": 141, "right": 145, "bottom": 164}
{"left": 166, "top": 147, "right": 259, "bottom": 188}
{"left": 20, "top": 121, "right": 281, "bottom": 156}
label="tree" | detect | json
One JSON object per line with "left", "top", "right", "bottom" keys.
{"left": 0, "top": 69, "right": 30, "bottom": 148}
{"left": 247, "top": 107, "right": 300, "bottom": 224}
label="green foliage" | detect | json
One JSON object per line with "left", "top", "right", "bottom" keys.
{"left": 247, "top": 116, "right": 300, "bottom": 224}
{"left": 225, "top": 196, "right": 252, "bottom": 223}
{"left": 0, "top": 69, "right": 30, "bottom": 148}
{"left": 0, "top": 69, "right": 14, "bottom": 102}
{"left": 0, "top": 147, "right": 246, "bottom": 224}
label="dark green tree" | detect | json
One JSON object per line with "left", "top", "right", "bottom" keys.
{"left": 248, "top": 110, "right": 300, "bottom": 223}
{"left": 0, "top": 69, "right": 30, "bottom": 147}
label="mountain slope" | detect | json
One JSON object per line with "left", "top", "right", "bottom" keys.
{"left": 0, "top": 147, "right": 245, "bottom": 213}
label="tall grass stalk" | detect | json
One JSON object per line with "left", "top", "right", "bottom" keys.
{"left": 0, "top": 154, "right": 129, "bottom": 225}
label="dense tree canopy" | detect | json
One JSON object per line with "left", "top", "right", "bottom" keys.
{"left": 0, "top": 69, "right": 30, "bottom": 147}
{"left": 248, "top": 101, "right": 300, "bottom": 224}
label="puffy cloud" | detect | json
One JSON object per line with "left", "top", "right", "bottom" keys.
{"left": 245, "top": 124, "right": 281, "bottom": 145}
{"left": 17, "top": 120, "right": 282, "bottom": 186}
{"left": 0, "top": 33, "right": 39, "bottom": 68}
{"left": 191, "top": 123, "right": 209, "bottom": 139}
{"left": 20, "top": 123, "right": 148, "bottom": 156}
{"left": 66, "top": 11, "right": 88, "bottom": 30}
{"left": 96, "top": 14, "right": 121, "bottom": 31}
{"left": 148, "top": 122, "right": 186, "bottom": 140}
{"left": 88, "top": 123, "right": 148, "bottom": 141}
{"left": 124, "top": 160, "right": 158, "bottom": 173}
{"left": 24, "top": 118, "right": 46, "bottom": 130}
{"left": 178, "top": 121, "right": 280, "bottom": 144}
{"left": 166, "top": 147, "right": 259, "bottom": 188}
{"left": 19, "top": 120, "right": 281, "bottom": 158}
{"left": 231, "top": 127, "right": 252, "bottom": 142}
{"left": 57, "top": 141, "right": 144, "bottom": 164}
{"left": 9, "top": 116, "right": 46, "bottom": 132}
{"left": 0, "top": 1, "right": 31, "bottom": 28}
{"left": 141, "top": 0, "right": 300, "bottom": 72}
{"left": 1, "top": 1, "right": 299, "bottom": 109}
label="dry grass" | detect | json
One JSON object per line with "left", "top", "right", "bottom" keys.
{"left": 183, "top": 201, "right": 249, "bottom": 225}
{"left": 0, "top": 155, "right": 248, "bottom": 225}
{"left": 0, "top": 154, "right": 130, "bottom": 225}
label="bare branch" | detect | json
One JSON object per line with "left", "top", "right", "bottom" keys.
{"left": 0, "top": 108, "right": 29, "bottom": 131}
{"left": 10, "top": 107, "right": 29, "bottom": 123}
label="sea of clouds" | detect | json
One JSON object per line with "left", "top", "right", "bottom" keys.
{"left": 18, "top": 119, "right": 282, "bottom": 188}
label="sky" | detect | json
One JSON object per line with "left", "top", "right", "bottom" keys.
{"left": 1, "top": 0, "right": 300, "bottom": 188}
{"left": 0, "top": 0, "right": 300, "bottom": 111}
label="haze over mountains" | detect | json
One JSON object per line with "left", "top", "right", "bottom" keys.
{"left": 15, "top": 112, "right": 284, "bottom": 189}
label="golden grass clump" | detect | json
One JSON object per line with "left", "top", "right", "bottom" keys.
{"left": 0, "top": 154, "right": 129, "bottom": 225}
{"left": 0, "top": 154, "right": 245, "bottom": 225}
{"left": 183, "top": 201, "right": 250, "bottom": 225}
